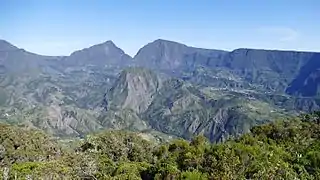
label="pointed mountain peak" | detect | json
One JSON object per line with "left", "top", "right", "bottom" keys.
{"left": 0, "top": 39, "right": 19, "bottom": 51}
{"left": 87, "top": 40, "right": 118, "bottom": 50}
{"left": 85, "top": 40, "right": 119, "bottom": 50}
{"left": 70, "top": 40, "right": 125, "bottom": 56}
{"left": 67, "top": 40, "right": 132, "bottom": 66}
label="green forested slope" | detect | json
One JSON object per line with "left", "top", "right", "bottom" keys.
{"left": 1, "top": 112, "right": 320, "bottom": 179}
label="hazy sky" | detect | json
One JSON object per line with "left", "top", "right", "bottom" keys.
{"left": 0, "top": 0, "right": 319, "bottom": 56}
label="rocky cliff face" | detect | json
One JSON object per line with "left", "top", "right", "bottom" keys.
{"left": 218, "top": 49, "right": 316, "bottom": 92}
{"left": 105, "top": 67, "right": 163, "bottom": 114}
{"left": 286, "top": 53, "right": 320, "bottom": 96}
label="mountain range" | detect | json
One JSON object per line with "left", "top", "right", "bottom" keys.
{"left": 1, "top": 38, "right": 320, "bottom": 142}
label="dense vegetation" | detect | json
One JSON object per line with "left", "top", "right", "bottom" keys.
{"left": 1, "top": 112, "right": 320, "bottom": 179}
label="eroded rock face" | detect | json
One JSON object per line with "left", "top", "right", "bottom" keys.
{"left": 105, "top": 67, "right": 162, "bottom": 114}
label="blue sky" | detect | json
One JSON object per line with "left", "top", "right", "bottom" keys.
{"left": 0, "top": 0, "right": 319, "bottom": 56}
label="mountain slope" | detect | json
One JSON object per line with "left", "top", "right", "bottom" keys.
{"left": 102, "top": 68, "right": 290, "bottom": 142}
{"left": 143, "top": 79, "right": 288, "bottom": 142}
{"left": 0, "top": 40, "right": 61, "bottom": 73}
{"left": 0, "top": 40, "right": 128, "bottom": 137}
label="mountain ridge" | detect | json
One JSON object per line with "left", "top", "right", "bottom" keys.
{"left": 1, "top": 37, "right": 320, "bottom": 142}
{"left": 2, "top": 38, "right": 319, "bottom": 58}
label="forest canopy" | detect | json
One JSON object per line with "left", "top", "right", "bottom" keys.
{"left": 1, "top": 112, "right": 320, "bottom": 179}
